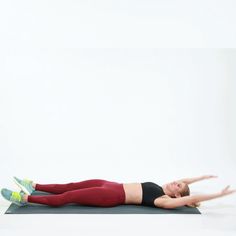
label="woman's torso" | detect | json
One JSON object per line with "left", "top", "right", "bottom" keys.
{"left": 122, "top": 182, "right": 168, "bottom": 205}
{"left": 123, "top": 183, "right": 143, "bottom": 204}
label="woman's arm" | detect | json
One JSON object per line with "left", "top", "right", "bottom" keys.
{"left": 177, "top": 175, "right": 218, "bottom": 185}
{"left": 155, "top": 185, "right": 236, "bottom": 209}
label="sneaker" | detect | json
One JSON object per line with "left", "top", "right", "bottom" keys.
{"left": 1, "top": 188, "right": 27, "bottom": 206}
{"left": 13, "top": 176, "right": 35, "bottom": 195}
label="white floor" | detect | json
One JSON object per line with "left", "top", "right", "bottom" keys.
{"left": 1, "top": 198, "right": 236, "bottom": 236}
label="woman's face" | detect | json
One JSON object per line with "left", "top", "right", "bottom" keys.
{"left": 168, "top": 181, "right": 185, "bottom": 196}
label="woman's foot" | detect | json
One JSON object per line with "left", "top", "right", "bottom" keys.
{"left": 1, "top": 188, "right": 28, "bottom": 206}
{"left": 13, "top": 176, "right": 35, "bottom": 195}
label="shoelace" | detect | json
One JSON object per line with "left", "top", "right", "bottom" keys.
{"left": 11, "top": 192, "right": 22, "bottom": 202}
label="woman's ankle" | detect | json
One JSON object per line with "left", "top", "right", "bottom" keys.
{"left": 23, "top": 194, "right": 29, "bottom": 202}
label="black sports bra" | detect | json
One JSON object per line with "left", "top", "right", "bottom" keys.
{"left": 141, "top": 182, "right": 165, "bottom": 207}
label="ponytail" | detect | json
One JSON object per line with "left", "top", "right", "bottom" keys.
{"left": 181, "top": 183, "right": 200, "bottom": 208}
{"left": 187, "top": 202, "right": 201, "bottom": 208}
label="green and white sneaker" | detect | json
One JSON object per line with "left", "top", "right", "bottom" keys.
{"left": 1, "top": 188, "right": 27, "bottom": 206}
{"left": 13, "top": 176, "right": 35, "bottom": 195}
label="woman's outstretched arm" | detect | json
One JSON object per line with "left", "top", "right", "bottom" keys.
{"left": 177, "top": 175, "right": 218, "bottom": 185}
{"left": 154, "top": 185, "right": 236, "bottom": 209}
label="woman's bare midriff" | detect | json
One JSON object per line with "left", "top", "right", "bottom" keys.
{"left": 122, "top": 183, "right": 143, "bottom": 204}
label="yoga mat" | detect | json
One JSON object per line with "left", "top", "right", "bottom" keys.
{"left": 5, "top": 191, "right": 201, "bottom": 214}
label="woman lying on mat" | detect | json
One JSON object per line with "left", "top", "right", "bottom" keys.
{"left": 1, "top": 175, "right": 235, "bottom": 208}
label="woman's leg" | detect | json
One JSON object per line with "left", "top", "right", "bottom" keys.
{"left": 35, "top": 179, "right": 114, "bottom": 194}
{"left": 28, "top": 183, "right": 126, "bottom": 207}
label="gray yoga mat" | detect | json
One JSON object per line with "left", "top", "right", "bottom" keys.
{"left": 5, "top": 191, "right": 201, "bottom": 214}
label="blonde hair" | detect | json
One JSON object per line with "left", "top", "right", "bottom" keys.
{"left": 181, "top": 183, "right": 201, "bottom": 208}
{"left": 187, "top": 202, "right": 201, "bottom": 208}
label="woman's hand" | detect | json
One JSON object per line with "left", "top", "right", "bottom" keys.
{"left": 219, "top": 185, "right": 236, "bottom": 197}
{"left": 202, "top": 175, "right": 218, "bottom": 180}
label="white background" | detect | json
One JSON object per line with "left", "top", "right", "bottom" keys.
{"left": 0, "top": 1, "right": 236, "bottom": 236}
{"left": 1, "top": 48, "right": 236, "bottom": 190}
{"left": 1, "top": 0, "right": 236, "bottom": 48}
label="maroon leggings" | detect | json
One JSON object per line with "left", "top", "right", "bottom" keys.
{"left": 28, "top": 179, "right": 126, "bottom": 207}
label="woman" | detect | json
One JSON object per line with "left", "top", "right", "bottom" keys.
{"left": 1, "top": 175, "right": 235, "bottom": 208}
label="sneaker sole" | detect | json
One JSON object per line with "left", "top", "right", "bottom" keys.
{"left": 13, "top": 178, "right": 31, "bottom": 195}
{"left": 12, "top": 201, "right": 25, "bottom": 206}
